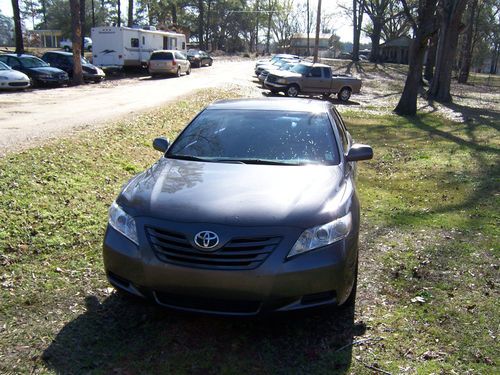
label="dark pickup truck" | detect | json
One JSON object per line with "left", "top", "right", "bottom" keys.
{"left": 264, "top": 62, "right": 362, "bottom": 101}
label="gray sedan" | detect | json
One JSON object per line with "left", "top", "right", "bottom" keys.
{"left": 103, "top": 98, "right": 373, "bottom": 315}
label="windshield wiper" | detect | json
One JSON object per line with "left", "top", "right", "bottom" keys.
{"left": 217, "top": 158, "right": 298, "bottom": 166}
{"left": 167, "top": 154, "right": 212, "bottom": 162}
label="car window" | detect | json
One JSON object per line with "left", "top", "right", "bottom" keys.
{"left": 150, "top": 52, "right": 173, "bottom": 60}
{"left": 0, "top": 61, "right": 11, "bottom": 70}
{"left": 310, "top": 67, "right": 322, "bottom": 77}
{"left": 20, "top": 57, "right": 48, "bottom": 68}
{"left": 174, "top": 52, "right": 186, "bottom": 60}
{"left": 8, "top": 57, "right": 22, "bottom": 69}
{"left": 168, "top": 109, "right": 340, "bottom": 165}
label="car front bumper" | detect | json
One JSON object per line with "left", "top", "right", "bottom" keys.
{"left": 103, "top": 220, "right": 358, "bottom": 316}
{"left": 264, "top": 81, "right": 288, "bottom": 91}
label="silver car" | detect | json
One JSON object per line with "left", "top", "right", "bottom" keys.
{"left": 148, "top": 50, "right": 191, "bottom": 77}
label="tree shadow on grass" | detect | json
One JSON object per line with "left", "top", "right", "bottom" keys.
{"left": 43, "top": 294, "right": 364, "bottom": 374}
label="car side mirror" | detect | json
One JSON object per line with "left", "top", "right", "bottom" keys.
{"left": 346, "top": 144, "right": 373, "bottom": 162}
{"left": 153, "top": 137, "right": 169, "bottom": 153}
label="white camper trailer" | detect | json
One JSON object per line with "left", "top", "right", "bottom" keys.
{"left": 91, "top": 26, "right": 187, "bottom": 69}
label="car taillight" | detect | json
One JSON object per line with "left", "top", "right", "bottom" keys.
{"left": 172, "top": 60, "right": 176, "bottom": 66}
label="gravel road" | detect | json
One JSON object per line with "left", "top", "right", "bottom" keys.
{"left": 0, "top": 60, "right": 257, "bottom": 156}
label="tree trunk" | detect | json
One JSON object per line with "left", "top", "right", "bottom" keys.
{"left": 127, "top": 0, "right": 133, "bottom": 27}
{"left": 266, "top": 0, "right": 272, "bottom": 54}
{"left": 369, "top": 18, "right": 382, "bottom": 62}
{"left": 428, "top": 0, "right": 468, "bottom": 103}
{"left": 352, "top": 0, "right": 364, "bottom": 61}
{"left": 171, "top": 3, "right": 177, "bottom": 25}
{"left": 70, "top": 0, "right": 84, "bottom": 85}
{"left": 11, "top": 0, "right": 24, "bottom": 54}
{"left": 256, "top": 0, "right": 260, "bottom": 53}
{"left": 394, "top": 0, "right": 438, "bottom": 116}
{"left": 424, "top": 32, "right": 437, "bottom": 81}
{"left": 205, "top": 0, "right": 211, "bottom": 50}
{"left": 198, "top": 0, "right": 204, "bottom": 48}
{"left": 117, "top": 0, "right": 121, "bottom": 27}
{"left": 491, "top": 42, "right": 499, "bottom": 75}
{"left": 80, "top": 0, "right": 86, "bottom": 56}
{"left": 458, "top": 0, "right": 478, "bottom": 83}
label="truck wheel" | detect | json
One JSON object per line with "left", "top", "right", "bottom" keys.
{"left": 285, "top": 84, "right": 300, "bottom": 97}
{"left": 63, "top": 46, "right": 71, "bottom": 52}
{"left": 338, "top": 87, "right": 352, "bottom": 102}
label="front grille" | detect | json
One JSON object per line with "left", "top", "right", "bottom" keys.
{"left": 266, "top": 74, "right": 278, "bottom": 83}
{"left": 146, "top": 227, "right": 281, "bottom": 270}
{"left": 155, "top": 292, "right": 261, "bottom": 314}
{"left": 8, "top": 82, "right": 29, "bottom": 87}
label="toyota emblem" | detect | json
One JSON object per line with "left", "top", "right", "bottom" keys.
{"left": 194, "top": 231, "right": 219, "bottom": 250}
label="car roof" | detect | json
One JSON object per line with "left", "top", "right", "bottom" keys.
{"left": 44, "top": 51, "right": 72, "bottom": 56}
{"left": 0, "top": 53, "right": 39, "bottom": 59}
{"left": 151, "top": 50, "right": 179, "bottom": 53}
{"left": 207, "top": 98, "right": 331, "bottom": 112}
{"left": 296, "top": 61, "right": 330, "bottom": 68}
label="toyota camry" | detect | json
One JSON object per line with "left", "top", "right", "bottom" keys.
{"left": 103, "top": 98, "right": 373, "bottom": 315}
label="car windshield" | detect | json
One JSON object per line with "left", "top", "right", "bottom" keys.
{"left": 290, "top": 64, "right": 311, "bottom": 75}
{"left": 167, "top": 109, "right": 340, "bottom": 165}
{"left": 20, "top": 56, "right": 49, "bottom": 68}
{"left": 0, "top": 61, "right": 11, "bottom": 70}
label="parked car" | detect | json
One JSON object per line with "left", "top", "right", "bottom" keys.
{"left": 60, "top": 37, "right": 92, "bottom": 52}
{"left": 0, "top": 60, "right": 30, "bottom": 89}
{"left": 0, "top": 54, "right": 69, "bottom": 87}
{"left": 187, "top": 50, "right": 213, "bottom": 68}
{"left": 41, "top": 51, "right": 105, "bottom": 83}
{"left": 103, "top": 98, "right": 373, "bottom": 316}
{"left": 255, "top": 54, "right": 300, "bottom": 69}
{"left": 148, "top": 50, "right": 191, "bottom": 77}
{"left": 264, "top": 62, "right": 362, "bottom": 101}
{"left": 255, "top": 58, "right": 300, "bottom": 77}
{"left": 258, "top": 61, "right": 297, "bottom": 84}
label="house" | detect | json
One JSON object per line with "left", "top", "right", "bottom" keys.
{"left": 27, "top": 29, "right": 63, "bottom": 48}
{"left": 289, "top": 33, "right": 332, "bottom": 56}
{"left": 379, "top": 36, "right": 412, "bottom": 64}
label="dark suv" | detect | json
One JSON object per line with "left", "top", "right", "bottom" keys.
{"left": 41, "top": 51, "right": 105, "bottom": 83}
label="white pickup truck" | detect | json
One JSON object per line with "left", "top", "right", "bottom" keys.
{"left": 60, "top": 37, "right": 93, "bottom": 52}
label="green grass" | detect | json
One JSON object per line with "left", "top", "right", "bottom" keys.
{"left": 0, "top": 87, "right": 499, "bottom": 374}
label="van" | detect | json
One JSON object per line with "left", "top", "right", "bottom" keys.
{"left": 148, "top": 50, "right": 191, "bottom": 77}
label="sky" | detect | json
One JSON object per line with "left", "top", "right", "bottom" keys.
{"left": 0, "top": 0, "right": 363, "bottom": 43}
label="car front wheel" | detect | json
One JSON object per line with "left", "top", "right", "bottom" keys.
{"left": 285, "top": 84, "right": 300, "bottom": 97}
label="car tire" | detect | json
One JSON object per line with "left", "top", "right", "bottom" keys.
{"left": 186, "top": 66, "right": 191, "bottom": 75}
{"left": 176, "top": 68, "right": 181, "bottom": 77}
{"left": 342, "top": 257, "right": 358, "bottom": 307}
{"left": 88, "top": 46, "right": 92, "bottom": 52}
{"left": 209, "top": 60, "right": 213, "bottom": 66}
{"left": 338, "top": 87, "right": 352, "bottom": 102}
{"left": 285, "top": 84, "right": 300, "bottom": 97}
{"left": 63, "top": 46, "right": 71, "bottom": 52}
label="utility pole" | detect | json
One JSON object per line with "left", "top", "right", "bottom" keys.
{"left": 313, "top": 0, "right": 321, "bottom": 63}
{"left": 91, "top": 0, "right": 95, "bottom": 27}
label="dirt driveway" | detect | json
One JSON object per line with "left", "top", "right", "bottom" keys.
{"left": 0, "top": 60, "right": 257, "bottom": 156}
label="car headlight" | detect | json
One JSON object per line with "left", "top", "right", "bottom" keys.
{"left": 276, "top": 78, "right": 287, "bottom": 84}
{"left": 288, "top": 213, "right": 352, "bottom": 258}
{"left": 38, "top": 74, "right": 51, "bottom": 79}
{"left": 108, "top": 201, "right": 138, "bottom": 245}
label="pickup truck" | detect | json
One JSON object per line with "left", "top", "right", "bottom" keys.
{"left": 60, "top": 37, "right": 92, "bottom": 52}
{"left": 264, "top": 62, "right": 362, "bottom": 101}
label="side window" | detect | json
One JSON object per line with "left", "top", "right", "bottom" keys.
{"left": 8, "top": 57, "right": 21, "bottom": 69}
{"left": 311, "top": 67, "right": 322, "bottom": 77}
{"left": 322, "top": 67, "right": 331, "bottom": 78}
{"left": 131, "top": 38, "right": 139, "bottom": 48}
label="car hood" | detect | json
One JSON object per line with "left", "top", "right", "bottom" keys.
{"left": 271, "top": 70, "right": 302, "bottom": 78}
{"left": 0, "top": 70, "right": 29, "bottom": 80}
{"left": 29, "top": 67, "right": 66, "bottom": 75}
{"left": 118, "top": 158, "right": 348, "bottom": 228}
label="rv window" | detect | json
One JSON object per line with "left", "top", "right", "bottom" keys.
{"left": 131, "top": 38, "right": 139, "bottom": 48}
{"left": 182, "top": 42, "right": 186, "bottom": 50}
{"left": 142, "top": 36, "right": 145, "bottom": 45}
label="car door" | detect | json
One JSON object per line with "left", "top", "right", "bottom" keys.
{"left": 175, "top": 51, "right": 188, "bottom": 72}
{"left": 302, "top": 66, "right": 330, "bottom": 93}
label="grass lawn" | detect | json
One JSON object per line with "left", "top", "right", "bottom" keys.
{"left": 0, "top": 88, "right": 498, "bottom": 374}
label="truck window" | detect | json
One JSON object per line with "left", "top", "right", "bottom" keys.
{"left": 310, "top": 67, "right": 322, "bottom": 77}
{"left": 131, "top": 38, "right": 139, "bottom": 48}
{"left": 321, "top": 67, "right": 332, "bottom": 78}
